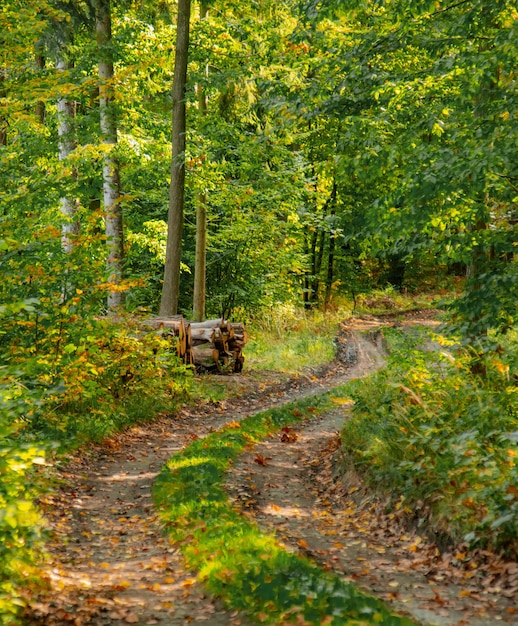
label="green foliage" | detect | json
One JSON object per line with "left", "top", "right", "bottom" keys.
{"left": 247, "top": 304, "right": 345, "bottom": 372}
{"left": 154, "top": 390, "right": 415, "bottom": 625}
{"left": 0, "top": 313, "right": 48, "bottom": 623}
{"left": 16, "top": 314, "right": 193, "bottom": 444}
{"left": 342, "top": 327, "right": 518, "bottom": 555}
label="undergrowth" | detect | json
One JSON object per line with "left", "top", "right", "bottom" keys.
{"left": 246, "top": 305, "right": 341, "bottom": 372}
{"left": 153, "top": 390, "right": 415, "bottom": 625}
{"left": 342, "top": 326, "right": 518, "bottom": 557}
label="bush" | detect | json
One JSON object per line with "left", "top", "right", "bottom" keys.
{"left": 27, "top": 315, "right": 193, "bottom": 443}
{"left": 342, "top": 327, "right": 518, "bottom": 556}
{"left": 0, "top": 373, "right": 47, "bottom": 624}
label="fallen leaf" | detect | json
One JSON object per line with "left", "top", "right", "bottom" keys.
{"left": 254, "top": 454, "right": 270, "bottom": 466}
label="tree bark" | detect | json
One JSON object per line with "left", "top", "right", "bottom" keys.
{"left": 56, "top": 54, "right": 80, "bottom": 253}
{"left": 95, "top": 0, "right": 124, "bottom": 310}
{"left": 35, "top": 41, "right": 46, "bottom": 125}
{"left": 0, "top": 61, "right": 7, "bottom": 146}
{"left": 325, "top": 207, "right": 336, "bottom": 309}
{"left": 192, "top": 0, "right": 209, "bottom": 322}
{"left": 159, "top": 0, "right": 192, "bottom": 316}
{"left": 193, "top": 192, "right": 207, "bottom": 321}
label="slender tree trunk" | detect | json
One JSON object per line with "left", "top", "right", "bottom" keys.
{"left": 95, "top": 0, "right": 124, "bottom": 310}
{"left": 192, "top": 0, "right": 209, "bottom": 322}
{"left": 303, "top": 234, "right": 311, "bottom": 309}
{"left": 193, "top": 192, "right": 207, "bottom": 321}
{"left": 311, "top": 218, "right": 326, "bottom": 304}
{"left": 35, "top": 41, "right": 46, "bottom": 124}
{"left": 159, "top": 0, "right": 191, "bottom": 316}
{"left": 325, "top": 206, "right": 336, "bottom": 309}
{"left": 0, "top": 62, "right": 7, "bottom": 146}
{"left": 56, "top": 54, "right": 80, "bottom": 253}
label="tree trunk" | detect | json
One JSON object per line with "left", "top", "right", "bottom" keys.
{"left": 56, "top": 54, "right": 80, "bottom": 253}
{"left": 325, "top": 207, "right": 336, "bottom": 309}
{"left": 193, "top": 192, "right": 207, "bottom": 321}
{"left": 95, "top": 0, "right": 124, "bottom": 310}
{"left": 159, "top": 0, "right": 192, "bottom": 316}
{"left": 35, "top": 41, "right": 46, "bottom": 124}
{"left": 192, "top": 0, "right": 209, "bottom": 322}
{"left": 0, "top": 61, "right": 7, "bottom": 146}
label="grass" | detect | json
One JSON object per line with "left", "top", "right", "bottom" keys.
{"left": 245, "top": 304, "right": 349, "bottom": 373}
{"left": 342, "top": 325, "right": 518, "bottom": 556}
{"left": 244, "top": 293, "right": 443, "bottom": 374}
{"left": 153, "top": 388, "right": 416, "bottom": 625}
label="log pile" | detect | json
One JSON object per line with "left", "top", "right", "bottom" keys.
{"left": 143, "top": 317, "right": 248, "bottom": 373}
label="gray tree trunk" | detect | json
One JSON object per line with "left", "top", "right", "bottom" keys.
{"left": 159, "top": 0, "right": 192, "bottom": 316}
{"left": 95, "top": 0, "right": 124, "bottom": 310}
{"left": 56, "top": 55, "right": 80, "bottom": 253}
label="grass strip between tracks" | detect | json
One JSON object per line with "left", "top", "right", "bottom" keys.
{"left": 153, "top": 388, "right": 416, "bottom": 625}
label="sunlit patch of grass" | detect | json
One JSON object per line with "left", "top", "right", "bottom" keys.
{"left": 353, "top": 286, "right": 443, "bottom": 316}
{"left": 246, "top": 305, "right": 351, "bottom": 373}
{"left": 153, "top": 389, "right": 416, "bottom": 625}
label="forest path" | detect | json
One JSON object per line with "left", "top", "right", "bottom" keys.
{"left": 24, "top": 314, "right": 516, "bottom": 625}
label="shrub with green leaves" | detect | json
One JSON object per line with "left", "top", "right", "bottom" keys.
{"left": 0, "top": 372, "right": 47, "bottom": 624}
{"left": 27, "top": 315, "right": 193, "bottom": 444}
{"left": 342, "top": 327, "right": 518, "bottom": 556}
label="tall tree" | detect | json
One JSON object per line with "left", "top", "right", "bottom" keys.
{"left": 192, "top": 0, "right": 209, "bottom": 322}
{"left": 56, "top": 48, "right": 80, "bottom": 253}
{"left": 94, "top": 0, "right": 124, "bottom": 310}
{"left": 159, "top": 0, "right": 192, "bottom": 316}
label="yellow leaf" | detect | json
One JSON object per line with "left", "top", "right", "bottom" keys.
{"left": 331, "top": 397, "right": 352, "bottom": 405}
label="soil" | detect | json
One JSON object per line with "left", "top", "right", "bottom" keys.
{"left": 24, "top": 314, "right": 518, "bottom": 626}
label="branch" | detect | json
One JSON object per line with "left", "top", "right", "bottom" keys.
{"left": 427, "top": 0, "right": 472, "bottom": 18}
{"left": 494, "top": 173, "right": 518, "bottom": 193}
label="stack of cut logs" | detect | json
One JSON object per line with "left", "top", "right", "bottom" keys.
{"left": 144, "top": 317, "right": 248, "bottom": 373}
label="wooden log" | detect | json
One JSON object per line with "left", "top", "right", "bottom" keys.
{"left": 192, "top": 344, "right": 220, "bottom": 369}
{"left": 142, "top": 317, "right": 184, "bottom": 330}
{"left": 190, "top": 328, "right": 217, "bottom": 342}
{"left": 142, "top": 316, "right": 247, "bottom": 373}
{"left": 189, "top": 318, "right": 226, "bottom": 330}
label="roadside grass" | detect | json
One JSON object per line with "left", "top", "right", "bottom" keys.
{"left": 245, "top": 305, "right": 343, "bottom": 373}
{"left": 245, "top": 293, "right": 443, "bottom": 374}
{"left": 342, "top": 326, "right": 518, "bottom": 557}
{"left": 153, "top": 389, "right": 416, "bottom": 626}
